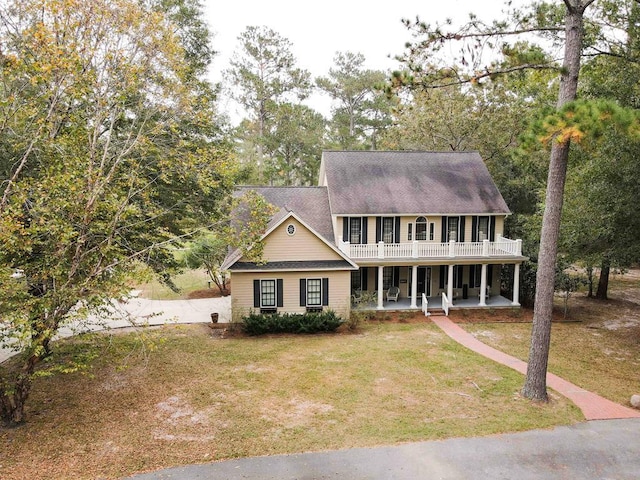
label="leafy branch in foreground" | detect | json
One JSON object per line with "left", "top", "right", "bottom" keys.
{"left": 0, "top": 0, "right": 235, "bottom": 425}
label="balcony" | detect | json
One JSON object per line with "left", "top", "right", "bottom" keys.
{"left": 338, "top": 235, "right": 523, "bottom": 261}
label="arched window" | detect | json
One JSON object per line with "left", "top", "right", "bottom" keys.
{"left": 415, "top": 216, "right": 428, "bottom": 241}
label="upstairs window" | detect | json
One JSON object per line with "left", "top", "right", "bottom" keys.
{"left": 477, "top": 216, "right": 489, "bottom": 241}
{"left": 415, "top": 216, "right": 428, "bottom": 241}
{"left": 448, "top": 217, "right": 459, "bottom": 242}
{"left": 350, "top": 217, "right": 362, "bottom": 244}
{"left": 382, "top": 217, "right": 395, "bottom": 243}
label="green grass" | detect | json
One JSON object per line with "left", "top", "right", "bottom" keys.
{"left": 1, "top": 322, "right": 581, "bottom": 479}
{"left": 134, "top": 269, "right": 212, "bottom": 300}
{"left": 464, "top": 318, "right": 640, "bottom": 406}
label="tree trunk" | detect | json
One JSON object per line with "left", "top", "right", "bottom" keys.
{"left": 522, "top": 1, "right": 590, "bottom": 402}
{"left": 0, "top": 373, "right": 32, "bottom": 426}
{"left": 595, "top": 259, "right": 610, "bottom": 300}
{"left": 586, "top": 265, "right": 594, "bottom": 297}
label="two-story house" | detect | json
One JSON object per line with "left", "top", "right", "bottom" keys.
{"left": 222, "top": 151, "right": 526, "bottom": 319}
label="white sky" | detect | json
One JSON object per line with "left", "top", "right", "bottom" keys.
{"left": 203, "top": 0, "right": 526, "bottom": 120}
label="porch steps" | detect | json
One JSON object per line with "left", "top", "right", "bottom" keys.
{"left": 426, "top": 308, "right": 446, "bottom": 317}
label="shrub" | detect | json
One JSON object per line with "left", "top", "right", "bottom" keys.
{"left": 345, "top": 310, "right": 374, "bottom": 331}
{"left": 242, "top": 310, "right": 344, "bottom": 335}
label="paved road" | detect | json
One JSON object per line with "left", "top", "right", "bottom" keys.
{"left": 0, "top": 295, "right": 231, "bottom": 363}
{"left": 128, "top": 419, "right": 640, "bottom": 480}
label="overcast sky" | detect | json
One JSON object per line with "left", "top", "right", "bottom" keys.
{"left": 203, "top": 0, "right": 527, "bottom": 119}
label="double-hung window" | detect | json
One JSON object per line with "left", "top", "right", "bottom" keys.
{"left": 300, "top": 278, "right": 329, "bottom": 311}
{"left": 448, "top": 217, "right": 459, "bottom": 242}
{"left": 477, "top": 216, "right": 490, "bottom": 241}
{"left": 382, "top": 217, "right": 395, "bottom": 243}
{"left": 350, "top": 217, "right": 362, "bottom": 244}
{"left": 306, "top": 279, "right": 322, "bottom": 307}
{"left": 254, "top": 279, "right": 282, "bottom": 313}
{"left": 260, "top": 279, "right": 276, "bottom": 308}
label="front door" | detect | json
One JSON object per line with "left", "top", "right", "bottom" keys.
{"left": 417, "top": 267, "right": 431, "bottom": 297}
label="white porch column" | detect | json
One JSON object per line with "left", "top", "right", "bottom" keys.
{"left": 447, "top": 264, "right": 454, "bottom": 305}
{"left": 479, "top": 263, "right": 488, "bottom": 306}
{"left": 410, "top": 265, "right": 418, "bottom": 308}
{"left": 512, "top": 263, "right": 521, "bottom": 306}
{"left": 377, "top": 266, "right": 384, "bottom": 310}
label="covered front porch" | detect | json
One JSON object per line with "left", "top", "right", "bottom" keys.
{"left": 350, "top": 261, "right": 522, "bottom": 313}
{"left": 351, "top": 293, "right": 516, "bottom": 313}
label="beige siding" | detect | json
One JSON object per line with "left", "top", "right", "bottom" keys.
{"left": 340, "top": 214, "right": 508, "bottom": 246}
{"left": 495, "top": 216, "right": 505, "bottom": 237}
{"left": 255, "top": 218, "right": 342, "bottom": 262}
{"left": 230, "top": 270, "right": 352, "bottom": 319}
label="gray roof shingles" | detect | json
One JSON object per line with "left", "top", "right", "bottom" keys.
{"left": 322, "top": 151, "right": 511, "bottom": 216}
{"left": 236, "top": 186, "right": 334, "bottom": 243}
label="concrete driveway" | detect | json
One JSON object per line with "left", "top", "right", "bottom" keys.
{"left": 128, "top": 419, "right": 640, "bottom": 480}
{"left": 0, "top": 295, "right": 231, "bottom": 363}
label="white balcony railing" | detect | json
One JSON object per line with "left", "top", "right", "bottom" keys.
{"left": 339, "top": 235, "right": 522, "bottom": 260}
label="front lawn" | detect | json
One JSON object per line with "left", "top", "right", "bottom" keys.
{"left": 1, "top": 321, "right": 581, "bottom": 479}
{"left": 463, "top": 272, "right": 640, "bottom": 406}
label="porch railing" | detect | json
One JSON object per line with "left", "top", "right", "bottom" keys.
{"left": 442, "top": 292, "right": 450, "bottom": 316}
{"left": 422, "top": 293, "right": 430, "bottom": 317}
{"left": 339, "top": 235, "right": 522, "bottom": 260}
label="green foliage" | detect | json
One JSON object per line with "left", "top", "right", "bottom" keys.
{"left": 261, "top": 102, "right": 326, "bottom": 185}
{"left": 554, "top": 259, "right": 587, "bottom": 318}
{"left": 0, "top": 0, "right": 235, "bottom": 424}
{"left": 183, "top": 233, "right": 229, "bottom": 294}
{"left": 224, "top": 26, "right": 316, "bottom": 184}
{"left": 242, "top": 310, "right": 344, "bottom": 336}
{"left": 316, "top": 51, "right": 393, "bottom": 150}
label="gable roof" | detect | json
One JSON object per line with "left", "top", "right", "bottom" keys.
{"left": 321, "top": 151, "right": 511, "bottom": 216}
{"left": 222, "top": 187, "right": 357, "bottom": 271}
{"left": 237, "top": 186, "right": 334, "bottom": 243}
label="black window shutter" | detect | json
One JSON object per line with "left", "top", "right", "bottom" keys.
{"left": 322, "top": 278, "right": 329, "bottom": 306}
{"left": 394, "top": 217, "right": 401, "bottom": 244}
{"left": 441, "top": 216, "right": 448, "bottom": 242}
{"left": 471, "top": 216, "right": 478, "bottom": 243}
{"left": 488, "top": 265, "right": 494, "bottom": 288}
{"left": 375, "top": 217, "right": 381, "bottom": 243}
{"left": 299, "top": 278, "right": 306, "bottom": 306}
{"left": 456, "top": 266, "right": 463, "bottom": 288}
{"left": 277, "top": 279, "right": 284, "bottom": 307}
{"left": 439, "top": 265, "right": 446, "bottom": 289}
{"left": 469, "top": 265, "right": 476, "bottom": 288}
{"left": 343, "top": 217, "right": 349, "bottom": 243}
{"left": 489, "top": 216, "right": 496, "bottom": 241}
{"left": 459, "top": 216, "right": 466, "bottom": 242}
{"left": 362, "top": 217, "right": 368, "bottom": 244}
{"left": 375, "top": 268, "right": 379, "bottom": 290}
{"left": 393, "top": 267, "right": 400, "bottom": 287}
{"left": 362, "top": 267, "right": 368, "bottom": 290}
{"left": 408, "top": 223, "right": 412, "bottom": 241}
{"left": 253, "top": 280, "right": 260, "bottom": 308}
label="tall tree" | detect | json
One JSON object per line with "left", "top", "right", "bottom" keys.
{"left": 0, "top": 0, "right": 245, "bottom": 425}
{"left": 225, "top": 26, "right": 312, "bottom": 173}
{"left": 317, "top": 51, "right": 392, "bottom": 149}
{"left": 522, "top": 0, "right": 595, "bottom": 401}
{"left": 393, "top": 0, "right": 635, "bottom": 401}
{"left": 262, "top": 103, "right": 325, "bottom": 186}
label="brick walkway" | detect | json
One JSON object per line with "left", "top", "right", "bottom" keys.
{"left": 431, "top": 316, "right": 640, "bottom": 421}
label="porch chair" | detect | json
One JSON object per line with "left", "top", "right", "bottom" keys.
{"left": 351, "top": 289, "right": 363, "bottom": 305}
{"left": 386, "top": 286, "right": 400, "bottom": 302}
{"left": 479, "top": 286, "right": 491, "bottom": 301}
